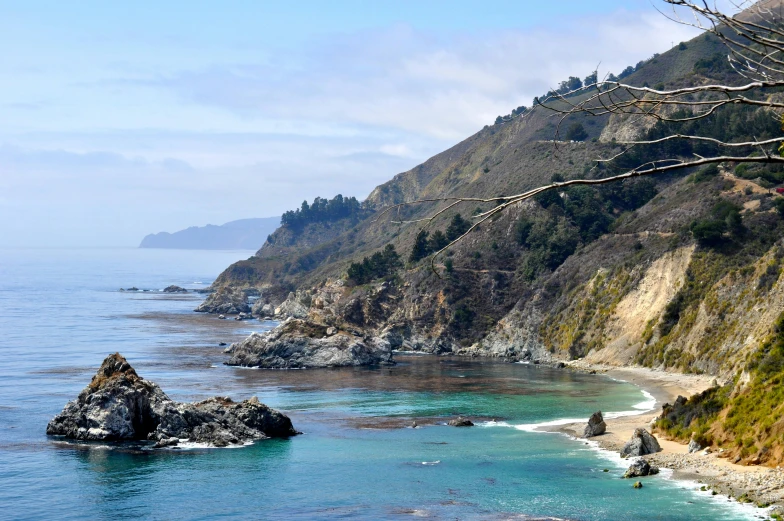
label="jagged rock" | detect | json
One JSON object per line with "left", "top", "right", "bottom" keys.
{"left": 623, "top": 459, "right": 660, "bottom": 478}
{"left": 224, "top": 319, "right": 394, "bottom": 369}
{"left": 273, "top": 291, "right": 310, "bottom": 319}
{"left": 621, "top": 428, "right": 662, "bottom": 457}
{"left": 194, "top": 287, "right": 250, "bottom": 315}
{"left": 447, "top": 417, "right": 474, "bottom": 427}
{"left": 46, "top": 353, "right": 297, "bottom": 447}
{"left": 583, "top": 411, "right": 607, "bottom": 438}
{"left": 163, "top": 285, "right": 188, "bottom": 293}
{"left": 251, "top": 300, "right": 274, "bottom": 317}
{"left": 688, "top": 438, "right": 703, "bottom": 453}
{"left": 218, "top": 314, "right": 226, "bottom": 320}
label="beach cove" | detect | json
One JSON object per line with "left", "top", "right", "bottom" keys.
{"left": 0, "top": 248, "right": 772, "bottom": 520}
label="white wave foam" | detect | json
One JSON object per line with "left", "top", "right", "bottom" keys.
{"left": 421, "top": 460, "right": 440, "bottom": 465}
{"left": 483, "top": 388, "right": 657, "bottom": 434}
{"left": 476, "top": 420, "right": 513, "bottom": 428}
{"left": 172, "top": 439, "right": 254, "bottom": 451}
{"left": 513, "top": 417, "right": 588, "bottom": 433}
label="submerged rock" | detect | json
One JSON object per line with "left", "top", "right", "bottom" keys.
{"left": 163, "top": 285, "right": 188, "bottom": 293}
{"left": 623, "top": 459, "right": 659, "bottom": 478}
{"left": 583, "top": 411, "right": 607, "bottom": 438}
{"left": 46, "top": 353, "right": 297, "bottom": 447}
{"left": 621, "top": 428, "right": 661, "bottom": 457}
{"left": 447, "top": 417, "right": 474, "bottom": 427}
{"left": 224, "top": 319, "right": 394, "bottom": 369}
{"left": 632, "top": 481, "right": 643, "bottom": 489}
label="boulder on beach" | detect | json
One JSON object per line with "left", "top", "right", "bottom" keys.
{"left": 688, "top": 438, "right": 703, "bottom": 453}
{"left": 224, "top": 318, "right": 394, "bottom": 369}
{"left": 583, "top": 411, "right": 607, "bottom": 438}
{"left": 163, "top": 285, "right": 188, "bottom": 293}
{"left": 623, "top": 459, "right": 659, "bottom": 478}
{"left": 447, "top": 417, "right": 474, "bottom": 427}
{"left": 46, "top": 353, "right": 298, "bottom": 447}
{"left": 620, "top": 428, "right": 661, "bottom": 457}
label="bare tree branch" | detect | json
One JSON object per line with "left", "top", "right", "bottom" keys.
{"left": 371, "top": 0, "right": 784, "bottom": 277}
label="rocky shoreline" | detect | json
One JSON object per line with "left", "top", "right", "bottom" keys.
{"left": 47, "top": 353, "right": 298, "bottom": 448}
{"left": 224, "top": 318, "right": 395, "bottom": 369}
{"left": 551, "top": 361, "right": 784, "bottom": 514}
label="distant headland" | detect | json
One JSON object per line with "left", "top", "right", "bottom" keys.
{"left": 139, "top": 217, "right": 280, "bottom": 250}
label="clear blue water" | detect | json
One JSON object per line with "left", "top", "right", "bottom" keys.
{"left": 0, "top": 248, "right": 765, "bottom": 520}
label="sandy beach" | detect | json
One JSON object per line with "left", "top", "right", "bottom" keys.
{"left": 550, "top": 361, "right": 784, "bottom": 513}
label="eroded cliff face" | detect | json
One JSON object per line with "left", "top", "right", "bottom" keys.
{"left": 232, "top": 171, "right": 784, "bottom": 383}
{"left": 195, "top": 28, "right": 784, "bottom": 379}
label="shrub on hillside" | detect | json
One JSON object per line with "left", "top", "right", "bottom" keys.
{"left": 347, "top": 244, "right": 402, "bottom": 285}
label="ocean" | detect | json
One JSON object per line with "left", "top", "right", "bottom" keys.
{"left": 0, "top": 248, "right": 764, "bottom": 520}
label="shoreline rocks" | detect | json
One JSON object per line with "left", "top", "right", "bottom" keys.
{"left": 583, "top": 411, "right": 607, "bottom": 438}
{"left": 194, "top": 287, "right": 250, "bottom": 315}
{"left": 447, "top": 417, "right": 474, "bottom": 427}
{"left": 224, "top": 319, "right": 394, "bottom": 369}
{"left": 46, "top": 353, "right": 298, "bottom": 447}
{"left": 623, "top": 459, "right": 660, "bottom": 478}
{"left": 688, "top": 438, "right": 703, "bottom": 453}
{"left": 621, "top": 428, "right": 662, "bottom": 457}
{"left": 163, "top": 285, "right": 188, "bottom": 293}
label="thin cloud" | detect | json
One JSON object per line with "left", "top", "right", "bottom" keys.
{"left": 141, "top": 11, "right": 699, "bottom": 140}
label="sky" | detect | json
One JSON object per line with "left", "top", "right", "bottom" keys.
{"left": 0, "top": 0, "right": 702, "bottom": 247}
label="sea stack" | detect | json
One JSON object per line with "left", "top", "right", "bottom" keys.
{"left": 583, "top": 411, "right": 607, "bottom": 437}
{"left": 46, "top": 353, "right": 298, "bottom": 447}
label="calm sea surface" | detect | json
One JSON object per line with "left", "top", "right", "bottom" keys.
{"left": 0, "top": 248, "right": 764, "bottom": 520}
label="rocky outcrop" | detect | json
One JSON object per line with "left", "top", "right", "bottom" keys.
{"left": 46, "top": 353, "right": 297, "bottom": 447}
{"left": 621, "top": 428, "right": 662, "bottom": 457}
{"left": 583, "top": 411, "right": 607, "bottom": 438}
{"left": 163, "top": 285, "right": 188, "bottom": 293}
{"left": 224, "top": 319, "right": 394, "bottom": 369}
{"left": 194, "top": 287, "right": 250, "bottom": 315}
{"left": 252, "top": 300, "right": 274, "bottom": 317}
{"left": 623, "top": 459, "right": 660, "bottom": 478}
{"left": 447, "top": 417, "right": 474, "bottom": 427}
{"left": 272, "top": 291, "right": 310, "bottom": 319}
{"left": 688, "top": 438, "right": 703, "bottom": 453}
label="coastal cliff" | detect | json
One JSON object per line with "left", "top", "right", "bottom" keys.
{"left": 199, "top": 29, "right": 784, "bottom": 465}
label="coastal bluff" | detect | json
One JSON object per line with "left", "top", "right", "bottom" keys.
{"left": 46, "top": 353, "right": 298, "bottom": 447}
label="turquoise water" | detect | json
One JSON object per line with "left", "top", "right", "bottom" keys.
{"left": 0, "top": 248, "right": 764, "bottom": 520}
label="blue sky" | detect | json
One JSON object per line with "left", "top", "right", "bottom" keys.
{"left": 0, "top": 1, "right": 699, "bottom": 247}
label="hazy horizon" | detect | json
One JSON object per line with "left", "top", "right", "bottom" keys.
{"left": 1, "top": 0, "right": 700, "bottom": 247}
